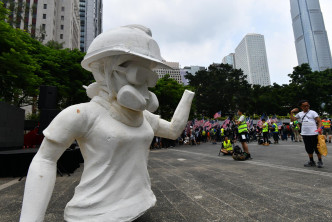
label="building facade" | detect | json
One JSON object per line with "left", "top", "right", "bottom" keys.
{"left": 179, "top": 69, "right": 189, "bottom": 85}
{"left": 222, "top": 53, "right": 236, "bottom": 68}
{"left": 154, "top": 62, "right": 183, "bottom": 84}
{"left": 290, "top": 0, "right": 332, "bottom": 71}
{"left": 79, "top": 0, "right": 103, "bottom": 52}
{"left": 181, "top": 66, "right": 205, "bottom": 85}
{"left": 4, "top": 0, "right": 81, "bottom": 50}
{"left": 183, "top": 66, "right": 205, "bottom": 76}
{"left": 235, "top": 33, "right": 271, "bottom": 86}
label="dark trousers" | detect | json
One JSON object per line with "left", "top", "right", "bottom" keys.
{"left": 302, "top": 135, "right": 319, "bottom": 155}
{"left": 263, "top": 132, "right": 269, "bottom": 143}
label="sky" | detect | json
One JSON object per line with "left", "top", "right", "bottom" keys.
{"left": 102, "top": 0, "right": 332, "bottom": 85}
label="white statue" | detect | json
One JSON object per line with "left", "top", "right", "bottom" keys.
{"left": 20, "top": 25, "right": 194, "bottom": 222}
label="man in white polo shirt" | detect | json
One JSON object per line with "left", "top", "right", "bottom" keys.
{"left": 290, "top": 100, "right": 323, "bottom": 168}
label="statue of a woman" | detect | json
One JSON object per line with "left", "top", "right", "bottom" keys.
{"left": 20, "top": 25, "right": 194, "bottom": 222}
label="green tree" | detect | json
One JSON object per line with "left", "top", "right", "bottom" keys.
{"left": 31, "top": 45, "right": 94, "bottom": 109}
{"left": 288, "top": 63, "right": 332, "bottom": 114}
{"left": 150, "top": 74, "right": 191, "bottom": 120}
{"left": 45, "top": 40, "right": 64, "bottom": 50}
{"left": 0, "top": 2, "right": 42, "bottom": 107}
{"left": 0, "top": 2, "right": 93, "bottom": 109}
{"left": 186, "top": 63, "right": 251, "bottom": 117}
{"left": 247, "top": 83, "right": 291, "bottom": 115}
{"left": 52, "top": 49, "right": 94, "bottom": 109}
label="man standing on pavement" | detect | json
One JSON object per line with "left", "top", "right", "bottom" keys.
{"left": 322, "top": 116, "right": 331, "bottom": 143}
{"left": 235, "top": 109, "right": 251, "bottom": 160}
{"left": 292, "top": 120, "right": 302, "bottom": 142}
{"left": 262, "top": 119, "right": 270, "bottom": 146}
{"left": 290, "top": 100, "right": 323, "bottom": 168}
{"left": 271, "top": 121, "right": 279, "bottom": 144}
{"left": 220, "top": 127, "right": 225, "bottom": 142}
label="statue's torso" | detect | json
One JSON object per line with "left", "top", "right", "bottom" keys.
{"left": 44, "top": 97, "right": 158, "bottom": 222}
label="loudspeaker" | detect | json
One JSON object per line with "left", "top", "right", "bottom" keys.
{"left": 38, "top": 86, "right": 58, "bottom": 109}
{"left": 38, "top": 109, "right": 60, "bottom": 135}
{"left": 0, "top": 102, "right": 25, "bottom": 150}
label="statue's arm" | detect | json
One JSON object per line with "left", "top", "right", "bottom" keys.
{"left": 155, "top": 90, "right": 195, "bottom": 140}
{"left": 20, "top": 138, "right": 68, "bottom": 222}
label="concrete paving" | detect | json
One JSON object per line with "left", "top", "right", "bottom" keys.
{"left": 1, "top": 139, "right": 332, "bottom": 221}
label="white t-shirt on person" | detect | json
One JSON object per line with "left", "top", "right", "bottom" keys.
{"left": 43, "top": 95, "right": 160, "bottom": 222}
{"left": 295, "top": 110, "right": 319, "bottom": 136}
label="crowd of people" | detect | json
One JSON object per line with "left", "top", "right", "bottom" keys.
{"left": 151, "top": 102, "right": 331, "bottom": 168}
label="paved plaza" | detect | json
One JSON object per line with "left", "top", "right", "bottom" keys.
{"left": 1, "top": 139, "right": 332, "bottom": 221}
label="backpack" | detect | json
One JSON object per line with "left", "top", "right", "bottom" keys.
{"left": 202, "top": 130, "right": 206, "bottom": 136}
{"left": 232, "top": 145, "right": 247, "bottom": 161}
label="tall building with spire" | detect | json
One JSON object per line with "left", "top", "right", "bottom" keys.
{"left": 235, "top": 33, "right": 271, "bottom": 86}
{"left": 290, "top": 0, "right": 332, "bottom": 71}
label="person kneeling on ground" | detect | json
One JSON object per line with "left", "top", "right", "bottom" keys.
{"left": 219, "top": 136, "right": 233, "bottom": 155}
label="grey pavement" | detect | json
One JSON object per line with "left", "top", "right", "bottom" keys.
{"left": 1, "top": 139, "right": 332, "bottom": 221}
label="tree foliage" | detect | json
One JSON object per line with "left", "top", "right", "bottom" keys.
{"left": 150, "top": 74, "right": 193, "bottom": 121}
{"left": 287, "top": 63, "right": 332, "bottom": 114}
{"left": 186, "top": 63, "right": 251, "bottom": 117}
{"left": 187, "top": 62, "right": 332, "bottom": 117}
{"left": 0, "top": 2, "right": 42, "bottom": 106}
{"left": 45, "top": 40, "right": 64, "bottom": 50}
{"left": 0, "top": 2, "right": 94, "bottom": 109}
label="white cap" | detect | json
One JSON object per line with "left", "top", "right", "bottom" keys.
{"left": 81, "top": 25, "right": 170, "bottom": 71}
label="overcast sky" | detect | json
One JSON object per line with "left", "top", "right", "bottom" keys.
{"left": 102, "top": 0, "right": 332, "bottom": 85}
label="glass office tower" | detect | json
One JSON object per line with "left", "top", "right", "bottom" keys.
{"left": 235, "top": 34, "right": 271, "bottom": 86}
{"left": 290, "top": 0, "right": 332, "bottom": 71}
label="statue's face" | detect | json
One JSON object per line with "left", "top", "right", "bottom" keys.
{"left": 106, "top": 56, "right": 159, "bottom": 112}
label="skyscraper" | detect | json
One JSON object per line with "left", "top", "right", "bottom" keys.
{"left": 222, "top": 53, "right": 236, "bottom": 68}
{"left": 290, "top": 0, "right": 332, "bottom": 71}
{"left": 235, "top": 34, "right": 271, "bottom": 86}
{"left": 4, "top": 0, "right": 81, "bottom": 50}
{"left": 79, "top": 0, "right": 103, "bottom": 52}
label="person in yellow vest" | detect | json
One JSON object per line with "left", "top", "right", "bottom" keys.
{"left": 235, "top": 109, "right": 251, "bottom": 159}
{"left": 262, "top": 119, "right": 270, "bottom": 146}
{"left": 220, "top": 127, "right": 225, "bottom": 142}
{"left": 271, "top": 121, "right": 279, "bottom": 144}
{"left": 292, "top": 120, "right": 302, "bottom": 142}
{"left": 322, "top": 117, "right": 331, "bottom": 143}
{"left": 219, "top": 136, "right": 233, "bottom": 155}
{"left": 202, "top": 128, "right": 207, "bottom": 142}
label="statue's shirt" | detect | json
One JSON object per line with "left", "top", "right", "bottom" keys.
{"left": 43, "top": 96, "right": 160, "bottom": 222}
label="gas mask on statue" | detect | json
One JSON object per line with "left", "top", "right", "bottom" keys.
{"left": 105, "top": 62, "right": 159, "bottom": 112}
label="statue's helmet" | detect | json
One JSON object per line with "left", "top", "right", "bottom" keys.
{"left": 81, "top": 24, "right": 169, "bottom": 72}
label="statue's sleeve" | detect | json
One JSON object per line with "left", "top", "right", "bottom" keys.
{"left": 143, "top": 110, "right": 160, "bottom": 133}
{"left": 43, "top": 104, "right": 89, "bottom": 148}
{"left": 150, "top": 90, "right": 194, "bottom": 140}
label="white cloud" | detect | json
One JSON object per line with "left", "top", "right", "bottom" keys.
{"left": 102, "top": 0, "right": 332, "bottom": 85}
